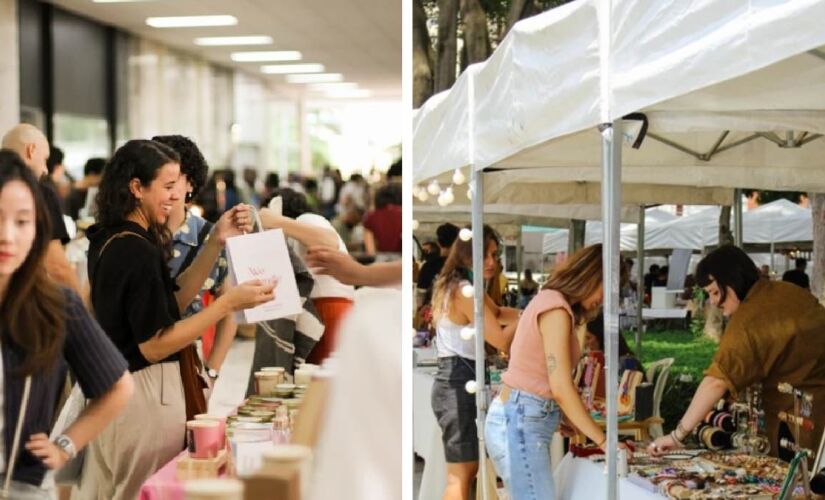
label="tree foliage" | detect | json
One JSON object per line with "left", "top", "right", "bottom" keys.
{"left": 414, "top": 0, "right": 573, "bottom": 106}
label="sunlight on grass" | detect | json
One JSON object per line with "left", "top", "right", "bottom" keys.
{"left": 623, "top": 329, "right": 718, "bottom": 380}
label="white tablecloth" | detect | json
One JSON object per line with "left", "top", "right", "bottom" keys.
{"left": 413, "top": 366, "right": 446, "bottom": 500}
{"left": 555, "top": 453, "right": 664, "bottom": 499}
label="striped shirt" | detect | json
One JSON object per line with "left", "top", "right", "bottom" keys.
{"left": 1, "top": 288, "right": 128, "bottom": 486}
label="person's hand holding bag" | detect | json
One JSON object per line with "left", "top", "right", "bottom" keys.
{"left": 222, "top": 279, "right": 276, "bottom": 311}
{"left": 213, "top": 204, "right": 255, "bottom": 245}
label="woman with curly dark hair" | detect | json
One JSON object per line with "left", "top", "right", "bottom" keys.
{"left": 0, "top": 151, "right": 132, "bottom": 499}
{"left": 152, "top": 135, "right": 233, "bottom": 377}
{"left": 76, "top": 140, "right": 274, "bottom": 499}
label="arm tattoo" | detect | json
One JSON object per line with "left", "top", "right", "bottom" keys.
{"left": 546, "top": 354, "right": 557, "bottom": 375}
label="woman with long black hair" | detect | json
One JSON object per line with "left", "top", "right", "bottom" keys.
{"left": 75, "top": 140, "right": 274, "bottom": 499}
{"left": 0, "top": 150, "right": 133, "bottom": 499}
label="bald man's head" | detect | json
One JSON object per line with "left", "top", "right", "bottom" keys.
{"left": 2, "top": 124, "right": 50, "bottom": 178}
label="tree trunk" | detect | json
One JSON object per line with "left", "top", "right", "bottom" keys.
{"left": 413, "top": 0, "right": 434, "bottom": 107}
{"left": 718, "top": 205, "right": 733, "bottom": 247}
{"left": 460, "top": 0, "right": 490, "bottom": 65}
{"left": 703, "top": 302, "right": 724, "bottom": 342}
{"left": 504, "top": 0, "right": 532, "bottom": 37}
{"left": 811, "top": 193, "right": 825, "bottom": 303}
{"left": 435, "top": 0, "right": 459, "bottom": 92}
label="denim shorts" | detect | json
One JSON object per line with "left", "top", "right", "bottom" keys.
{"left": 431, "top": 356, "right": 479, "bottom": 462}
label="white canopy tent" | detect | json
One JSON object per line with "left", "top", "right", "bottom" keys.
{"left": 413, "top": 2, "right": 825, "bottom": 498}
{"left": 642, "top": 199, "right": 812, "bottom": 251}
{"left": 540, "top": 207, "right": 677, "bottom": 253}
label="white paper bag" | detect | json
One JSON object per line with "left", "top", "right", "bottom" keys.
{"left": 225, "top": 228, "right": 303, "bottom": 324}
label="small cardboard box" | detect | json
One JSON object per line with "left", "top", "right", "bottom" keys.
{"left": 243, "top": 467, "right": 300, "bottom": 500}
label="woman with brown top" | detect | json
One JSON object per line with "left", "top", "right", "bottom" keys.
{"left": 649, "top": 245, "right": 825, "bottom": 461}
{"left": 487, "top": 244, "right": 627, "bottom": 499}
{"left": 430, "top": 224, "right": 519, "bottom": 500}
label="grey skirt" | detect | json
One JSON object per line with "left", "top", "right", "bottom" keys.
{"left": 431, "top": 356, "right": 479, "bottom": 463}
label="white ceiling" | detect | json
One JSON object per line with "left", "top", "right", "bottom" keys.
{"left": 46, "top": 0, "right": 401, "bottom": 100}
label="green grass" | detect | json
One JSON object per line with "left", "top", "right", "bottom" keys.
{"left": 621, "top": 329, "right": 719, "bottom": 432}
{"left": 622, "top": 329, "right": 718, "bottom": 381}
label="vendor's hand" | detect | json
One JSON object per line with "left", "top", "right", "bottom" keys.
{"left": 214, "top": 205, "right": 254, "bottom": 244}
{"left": 647, "top": 434, "right": 681, "bottom": 457}
{"left": 305, "top": 246, "right": 365, "bottom": 286}
{"left": 224, "top": 279, "right": 275, "bottom": 311}
{"left": 25, "top": 433, "right": 69, "bottom": 470}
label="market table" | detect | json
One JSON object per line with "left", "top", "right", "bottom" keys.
{"left": 555, "top": 453, "right": 664, "bottom": 499}
{"left": 413, "top": 364, "right": 447, "bottom": 500}
{"left": 139, "top": 450, "right": 189, "bottom": 500}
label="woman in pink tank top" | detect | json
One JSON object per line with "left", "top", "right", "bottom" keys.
{"left": 485, "top": 244, "right": 628, "bottom": 499}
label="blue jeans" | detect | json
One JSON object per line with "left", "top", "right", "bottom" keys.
{"left": 484, "top": 396, "right": 510, "bottom": 488}
{"left": 504, "top": 389, "right": 561, "bottom": 500}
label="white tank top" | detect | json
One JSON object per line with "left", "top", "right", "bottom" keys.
{"left": 434, "top": 280, "right": 476, "bottom": 360}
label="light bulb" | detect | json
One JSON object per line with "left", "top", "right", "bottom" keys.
{"left": 461, "top": 284, "right": 474, "bottom": 298}
{"left": 437, "top": 192, "right": 449, "bottom": 207}
{"left": 459, "top": 228, "right": 473, "bottom": 241}
{"left": 417, "top": 190, "right": 429, "bottom": 202}
{"left": 443, "top": 187, "right": 455, "bottom": 204}
{"left": 465, "top": 380, "right": 478, "bottom": 394}
{"left": 460, "top": 327, "right": 475, "bottom": 340}
{"left": 427, "top": 180, "right": 441, "bottom": 196}
{"left": 466, "top": 187, "right": 473, "bottom": 200}
{"left": 452, "top": 169, "right": 466, "bottom": 185}
{"left": 412, "top": 219, "right": 420, "bottom": 230}
{"left": 412, "top": 185, "right": 421, "bottom": 197}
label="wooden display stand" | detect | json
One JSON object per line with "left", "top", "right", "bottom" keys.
{"left": 244, "top": 467, "right": 301, "bottom": 500}
{"left": 291, "top": 374, "right": 331, "bottom": 449}
{"left": 176, "top": 449, "right": 228, "bottom": 480}
{"left": 618, "top": 370, "right": 644, "bottom": 415}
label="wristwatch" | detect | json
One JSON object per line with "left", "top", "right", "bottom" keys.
{"left": 205, "top": 365, "right": 219, "bottom": 380}
{"left": 54, "top": 434, "right": 77, "bottom": 460}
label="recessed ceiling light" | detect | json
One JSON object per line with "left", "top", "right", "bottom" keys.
{"left": 261, "top": 64, "right": 324, "bottom": 74}
{"left": 231, "top": 51, "right": 302, "bottom": 62}
{"left": 195, "top": 36, "right": 274, "bottom": 46}
{"left": 286, "top": 73, "right": 343, "bottom": 84}
{"left": 308, "top": 82, "right": 359, "bottom": 91}
{"left": 325, "top": 89, "right": 373, "bottom": 99}
{"left": 146, "top": 15, "right": 238, "bottom": 28}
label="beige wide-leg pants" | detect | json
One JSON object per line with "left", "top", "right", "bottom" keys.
{"left": 72, "top": 362, "right": 186, "bottom": 500}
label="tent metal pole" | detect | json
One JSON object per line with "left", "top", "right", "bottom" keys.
{"left": 602, "top": 120, "right": 622, "bottom": 500}
{"left": 569, "top": 219, "right": 586, "bottom": 254}
{"left": 471, "top": 168, "right": 488, "bottom": 500}
{"left": 467, "top": 69, "right": 489, "bottom": 500}
{"left": 636, "top": 204, "right": 645, "bottom": 357}
{"left": 734, "top": 189, "right": 744, "bottom": 247}
{"left": 517, "top": 226, "right": 524, "bottom": 306}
